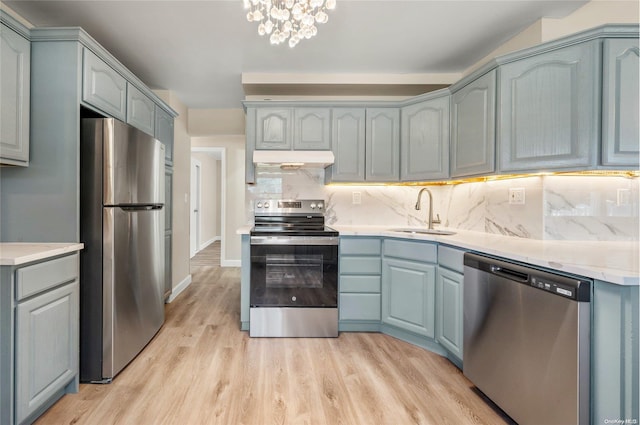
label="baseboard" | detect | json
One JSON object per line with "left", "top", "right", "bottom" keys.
{"left": 199, "top": 236, "right": 220, "bottom": 250}
{"left": 166, "top": 274, "right": 192, "bottom": 303}
{"left": 221, "top": 259, "right": 241, "bottom": 267}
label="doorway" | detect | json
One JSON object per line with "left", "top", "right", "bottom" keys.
{"left": 190, "top": 158, "right": 201, "bottom": 258}
{"left": 190, "top": 147, "right": 226, "bottom": 264}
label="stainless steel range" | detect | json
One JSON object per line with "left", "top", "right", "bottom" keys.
{"left": 249, "top": 199, "right": 339, "bottom": 337}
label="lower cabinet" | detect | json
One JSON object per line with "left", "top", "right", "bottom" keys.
{"left": 15, "top": 281, "right": 78, "bottom": 424}
{"left": 435, "top": 245, "right": 465, "bottom": 364}
{"left": 592, "top": 280, "right": 639, "bottom": 424}
{"left": 0, "top": 253, "right": 80, "bottom": 425}
{"left": 435, "top": 267, "right": 463, "bottom": 361}
{"left": 382, "top": 257, "right": 436, "bottom": 338}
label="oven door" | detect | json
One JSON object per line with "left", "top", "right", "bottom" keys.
{"left": 250, "top": 236, "right": 338, "bottom": 308}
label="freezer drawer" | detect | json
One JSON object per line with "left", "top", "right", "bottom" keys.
{"left": 103, "top": 206, "right": 165, "bottom": 378}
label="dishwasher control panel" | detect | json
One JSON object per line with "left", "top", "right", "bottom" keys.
{"left": 530, "top": 277, "right": 576, "bottom": 299}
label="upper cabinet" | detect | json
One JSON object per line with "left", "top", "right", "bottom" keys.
{"left": 126, "top": 84, "right": 155, "bottom": 136}
{"left": 450, "top": 70, "right": 496, "bottom": 178}
{"left": 293, "top": 108, "right": 331, "bottom": 150}
{"left": 243, "top": 25, "right": 639, "bottom": 184}
{"left": 0, "top": 20, "right": 30, "bottom": 166}
{"left": 497, "top": 41, "right": 600, "bottom": 172}
{"left": 329, "top": 107, "right": 400, "bottom": 183}
{"left": 329, "top": 108, "right": 366, "bottom": 182}
{"left": 602, "top": 38, "right": 639, "bottom": 167}
{"left": 253, "top": 107, "right": 331, "bottom": 150}
{"left": 82, "top": 48, "right": 127, "bottom": 121}
{"left": 155, "top": 106, "right": 175, "bottom": 166}
{"left": 401, "top": 93, "right": 450, "bottom": 181}
{"left": 255, "top": 108, "right": 293, "bottom": 150}
{"left": 366, "top": 108, "right": 400, "bottom": 182}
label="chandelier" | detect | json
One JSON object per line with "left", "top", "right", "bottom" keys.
{"left": 244, "top": 0, "right": 336, "bottom": 47}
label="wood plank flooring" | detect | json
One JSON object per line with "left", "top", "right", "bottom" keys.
{"left": 35, "top": 265, "right": 512, "bottom": 425}
{"left": 190, "top": 241, "right": 221, "bottom": 268}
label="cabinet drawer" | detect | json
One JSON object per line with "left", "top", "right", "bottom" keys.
{"left": 340, "top": 275, "right": 381, "bottom": 293}
{"left": 383, "top": 239, "right": 437, "bottom": 263}
{"left": 340, "top": 257, "right": 381, "bottom": 275}
{"left": 340, "top": 237, "right": 381, "bottom": 255}
{"left": 16, "top": 254, "right": 78, "bottom": 301}
{"left": 438, "top": 245, "right": 466, "bottom": 273}
{"left": 340, "top": 294, "right": 381, "bottom": 321}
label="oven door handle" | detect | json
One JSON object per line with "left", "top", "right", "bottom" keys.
{"left": 250, "top": 236, "right": 339, "bottom": 246}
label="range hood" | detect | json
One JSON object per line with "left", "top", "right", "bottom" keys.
{"left": 253, "top": 150, "right": 335, "bottom": 169}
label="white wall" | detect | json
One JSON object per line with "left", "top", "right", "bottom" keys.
{"left": 191, "top": 135, "right": 246, "bottom": 264}
{"left": 464, "top": 0, "right": 639, "bottom": 76}
{"left": 192, "top": 152, "right": 220, "bottom": 247}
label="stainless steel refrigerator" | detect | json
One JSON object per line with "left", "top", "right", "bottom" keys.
{"left": 80, "top": 117, "right": 165, "bottom": 383}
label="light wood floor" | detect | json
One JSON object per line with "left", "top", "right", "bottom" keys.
{"left": 190, "top": 241, "right": 221, "bottom": 268}
{"left": 36, "top": 265, "right": 512, "bottom": 425}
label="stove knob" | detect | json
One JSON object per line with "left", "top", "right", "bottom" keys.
{"left": 291, "top": 296, "right": 297, "bottom": 302}
{"left": 317, "top": 202, "right": 324, "bottom": 209}
{"left": 256, "top": 202, "right": 263, "bottom": 208}
{"left": 310, "top": 203, "right": 316, "bottom": 209}
{"left": 264, "top": 202, "right": 270, "bottom": 208}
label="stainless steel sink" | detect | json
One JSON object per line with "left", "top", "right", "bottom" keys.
{"left": 390, "top": 228, "right": 457, "bottom": 236}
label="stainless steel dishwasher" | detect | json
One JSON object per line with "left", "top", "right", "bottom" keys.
{"left": 463, "top": 253, "right": 591, "bottom": 425}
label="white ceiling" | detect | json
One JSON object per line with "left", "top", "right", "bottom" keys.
{"left": 5, "top": 0, "right": 588, "bottom": 109}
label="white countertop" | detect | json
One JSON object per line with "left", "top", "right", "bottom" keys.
{"left": 238, "top": 224, "right": 639, "bottom": 285}
{"left": 0, "top": 243, "right": 84, "bottom": 266}
{"left": 334, "top": 226, "right": 639, "bottom": 286}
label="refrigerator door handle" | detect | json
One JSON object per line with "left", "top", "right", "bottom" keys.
{"left": 120, "top": 205, "right": 163, "bottom": 211}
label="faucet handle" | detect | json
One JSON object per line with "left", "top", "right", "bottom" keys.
{"left": 433, "top": 214, "right": 441, "bottom": 225}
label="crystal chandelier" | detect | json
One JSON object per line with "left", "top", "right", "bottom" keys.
{"left": 244, "top": 0, "right": 336, "bottom": 48}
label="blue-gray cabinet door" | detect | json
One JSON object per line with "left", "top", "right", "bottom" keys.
{"left": 436, "top": 267, "right": 463, "bottom": 360}
{"left": 382, "top": 258, "right": 435, "bottom": 337}
{"left": 592, "top": 280, "right": 639, "bottom": 424}
{"left": 602, "top": 38, "right": 639, "bottom": 167}
{"left": 329, "top": 108, "right": 366, "bottom": 182}
{"left": 0, "top": 24, "right": 30, "bottom": 166}
{"left": 366, "top": 108, "right": 400, "bottom": 181}
{"left": 126, "top": 84, "right": 155, "bottom": 136}
{"left": 293, "top": 108, "right": 331, "bottom": 150}
{"left": 155, "top": 106, "right": 174, "bottom": 166}
{"left": 82, "top": 48, "right": 126, "bottom": 121}
{"left": 450, "top": 70, "right": 496, "bottom": 178}
{"left": 401, "top": 96, "right": 450, "bottom": 181}
{"left": 255, "top": 108, "right": 292, "bottom": 150}
{"left": 164, "top": 232, "right": 172, "bottom": 300}
{"left": 164, "top": 167, "right": 173, "bottom": 232}
{"left": 15, "top": 281, "right": 79, "bottom": 424}
{"left": 498, "top": 41, "right": 600, "bottom": 172}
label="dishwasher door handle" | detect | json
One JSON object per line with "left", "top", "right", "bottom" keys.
{"left": 490, "top": 265, "right": 529, "bottom": 282}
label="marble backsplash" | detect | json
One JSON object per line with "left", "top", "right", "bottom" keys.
{"left": 246, "top": 167, "right": 639, "bottom": 241}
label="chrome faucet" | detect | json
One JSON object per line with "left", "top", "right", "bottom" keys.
{"left": 415, "top": 188, "right": 440, "bottom": 230}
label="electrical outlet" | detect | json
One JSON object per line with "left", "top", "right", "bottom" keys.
{"left": 352, "top": 191, "right": 362, "bottom": 205}
{"left": 509, "top": 188, "right": 525, "bottom": 205}
{"left": 617, "top": 188, "right": 631, "bottom": 206}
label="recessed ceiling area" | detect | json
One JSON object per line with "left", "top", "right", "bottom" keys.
{"left": 4, "top": 0, "right": 591, "bottom": 109}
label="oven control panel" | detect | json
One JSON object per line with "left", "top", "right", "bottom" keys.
{"left": 254, "top": 199, "right": 325, "bottom": 215}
